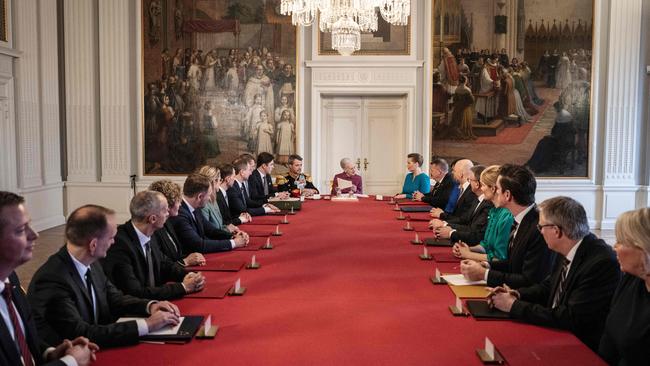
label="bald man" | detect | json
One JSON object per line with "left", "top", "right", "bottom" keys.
{"left": 430, "top": 159, "right": 478, "bottom": 222}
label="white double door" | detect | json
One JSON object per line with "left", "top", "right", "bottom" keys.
{"left": 320, "top": 95, "right": 406, "bottom": 195}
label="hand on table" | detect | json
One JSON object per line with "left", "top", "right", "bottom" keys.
{"left": 183, "top": 272, "right": 205, "bottom": 293}
{"left": 183, "top": 252, "right": 206, "bottom": 266}
{"left": 227, "top": 224, "right": 240, "bottom": 233}
{"left": 48, "top": 337, "right": 99, "bottom": 366}
{"left": 460, "top": 259, "right": 487, "bottom": 281}
{"left": 233, "top": 234, "right": 248, "bottom": 248}
{"left": 303, "top": 189, "right": 317, "bottom": 197}
{"left": 430, "top": 207, "right": 444, "bottom": 218}
{"left": 276, "top": 191, "right": 290, "bottom": 199}
{"left": 435, "top": 225, "right": 453, "bottom": 239}
{"left": 394, "top": 194, "right": 406, "bottom": 200}
{"left": 147, "top": 301, "right": 181, "bottom": 331}
{"left": 452, "top": 242, "right": 471, "bottom": 258}
{"left": 429, "top": 219, "right": 445, "bottom": 229}
{"left": 487, "top": 284, "right": 519, "bottom": 312}
{"left": 412, "top": 191, "right": 424, "bottom": 201}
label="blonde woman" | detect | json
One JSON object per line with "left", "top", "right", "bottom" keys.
{"left": 451, "top": 165, "right": 514, "bottom": 262}
{"left": 599, "top": 208, "right": 650, "bottom": 365}
{"left": 197, "top": 165, "right": 239, "bottom": 233}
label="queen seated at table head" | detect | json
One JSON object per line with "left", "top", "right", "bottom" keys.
{"left": 394, "top": 153, "right": 431, "bottom": 199}
{"left": 331, "top": 158, "right": 363, "bottom": 195}
{"left": 599, "top": 207, "right": 650, "bottom": 365}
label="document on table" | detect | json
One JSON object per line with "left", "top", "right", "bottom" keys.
{"left": 441, "top": 274, "right": 487, "bottom": 286}
{"left": 117, "top": 317, "right": 185, "bottom": 335}
{"left": 337, "top": 178, "right": 353, "bottom": 190}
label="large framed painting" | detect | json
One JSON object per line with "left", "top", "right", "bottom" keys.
{"left": 318, "top": 16, "right": 410, "bottom": 55}
{"left": 430, "top": 0, "right": 593, "bottom": 177}
{"left": 142, "top": 0, "right": 298, "bottom": 175}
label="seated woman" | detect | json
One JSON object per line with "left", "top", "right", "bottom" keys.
{"left": 450, "top": 165, "right": 514, "bottom": 262}
{"left": 599, "top": 208, "right": 650, "bottom": 365}
{"left": 394, "top": 153, "right": 431, "bottom": 199}
{"left": 331, "top": 157, "right": 363, "bottom": 195}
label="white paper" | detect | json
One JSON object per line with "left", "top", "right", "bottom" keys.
{"left": 485, "top": 337, "right": 495, "bottom": 359}
{"left": 234, "top": 278, "right": 241, "bottom": 292}
{"left": 354, "top": 194, "right": 369, "bottom": 198}
{"left": 204, "top": 315, "right": 212, "bottom": 333}
{"left": 435, "top": 268, "right": 441, "bottom": 281}
{"left": 375, "top": 195, "right": 383, "bottom": 200}
{"left": 251, "top": 255, "right": 256, "bottom": 266}
{"left": 337, "top": 178, "right": 354, "bottom": 190}
{"left": 117, "top": 317, "right": 184, "bottom": 336}
{"left": 441, "top": 274, "right": 487, "bottom": 286}
{"left": 455, "top": 297, "right": 462, "bottom": 310}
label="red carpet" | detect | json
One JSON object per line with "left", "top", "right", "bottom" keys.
{"left": 95, "top": 199, "right": 604, "bottom": 366}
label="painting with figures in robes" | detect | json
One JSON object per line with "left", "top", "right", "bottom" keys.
{"left": 431, "top": 0, "right": 593, "bottom": 177}
{"left": 142, "top": 0, "right": 297, "bottom": 175}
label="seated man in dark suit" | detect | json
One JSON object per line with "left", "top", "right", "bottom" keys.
{"left": 227, "top": 159, "right": 280, "bottom": 217}
{"left": 413, "top": 158, "right": 455, "bottom": 209}
{"left": 101, "top": 191, "right": 205, "bottom": 300}
{"left": 170, "top": 173, "right": 248, "bottom": 253}
{"left": 148, "top": 180, "right": 206, "bottom": 267}
{"left": 28, "top": 204, "right": 181, "bottom": 349}
{"left": 0, "top": 191, "right": 98, "bottom": 366}
{"left": 276, "top": 154, "right": 319, "bottom": 197}
{"left": 249, "top": 152, "right": 290, "bottom": 203}
{"left": 430, "top": 159, "right": 477, "bottom": 221}
{"left": 461, "top": 164, "right": 555, "bottom": 289}
{"left": 431, "top": 165, "right": 492, "bottom": 245}
{"left": 216, "top": 164, "right": 252, "bottom": 226}
{"left": 489, "top": 196, "right": 621, "bottom": 351}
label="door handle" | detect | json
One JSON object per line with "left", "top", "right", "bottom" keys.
{"left": 356, "top": 158, "right": 361, "bottom": 170}
{"left": 364, "top": 158, "right": 369, "bottom": 171}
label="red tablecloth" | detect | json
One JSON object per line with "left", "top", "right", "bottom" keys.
{"left": 95, "top": 199, "right": 605, "bottom": 366}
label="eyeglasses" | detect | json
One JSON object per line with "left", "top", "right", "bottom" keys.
{"left": 536, "top": 224, "right": 558, "bottom": 231}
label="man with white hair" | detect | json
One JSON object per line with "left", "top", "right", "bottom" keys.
{"left": 430, "top": 158, "right": 477, "bottom": 220}
{"left": 330, "top": 158, "right": 363, "bottom": 195}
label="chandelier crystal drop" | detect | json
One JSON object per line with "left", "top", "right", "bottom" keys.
{"left": 280, "top": 0, "right": 411, "bottom": 56}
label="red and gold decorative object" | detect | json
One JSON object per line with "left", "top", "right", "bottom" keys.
{"left": 291, "top": 189, "right": 301, "bottom": 198}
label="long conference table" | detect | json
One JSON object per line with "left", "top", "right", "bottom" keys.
{"left": 96, "top": 198, "right": 605, "bottom": 365}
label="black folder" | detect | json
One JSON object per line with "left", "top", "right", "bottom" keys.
{"left": 400, "top": 206, "right": 433, "bottom": 213}
{"left": 424, "top": 238, "right": 453, "bottom": 247}
{"left": 141, "top": 315, "right": 204, "bottom": 343}
{"left": 466, "top": 300, "right": 511, "bottom": 320}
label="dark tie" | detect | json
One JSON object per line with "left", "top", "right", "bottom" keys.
{"left": 507, "top": 221, "right": 519, "bottom": 250}
{"left": 432, "top": 181, "right": 441, "bottom": 193}
{"left": 144, "top": 242, "right": 156, "bottom": 287}
{"left": 2, "top": 285, "right": 34, "bottom": 366}
{"left": 84, "top": 269, "right": 97, "bottom": 324}
{"left": 241, "top": 183, "right": 249, "bottom": 201}
{"left": 551, "top": 257, "right": 571, "bottom": 308}
{"left": 262, "top": 175, "right": 269, "bottom": 196}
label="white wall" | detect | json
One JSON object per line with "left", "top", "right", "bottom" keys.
{"left": 0, "top": 0, "right": 65, "bottom": 231}
{"left": 3, "top": 0, "right": 649, "bottom": 230}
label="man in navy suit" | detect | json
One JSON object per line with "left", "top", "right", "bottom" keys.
{"left": 170, "top": 173, "right": 248, "bottom": 253}
{"left": 0, "top": 191, "right": 98, "bottom": 365}
{"left": 227, "top": 158, "right": 280, "bottom": 217}
{"left": 248, "top": 152, "right": 289, "bottom": 203}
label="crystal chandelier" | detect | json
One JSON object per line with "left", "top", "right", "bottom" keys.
{"left": 280, "top": 0, "right": 411, "bottom": 56}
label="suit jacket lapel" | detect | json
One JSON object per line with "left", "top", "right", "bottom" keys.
{"left": 556, "top": 235, "right": 591, "bottom": 305}
{"left": 90, "top": 263, "right": 109, "bottom": 323}
{"left": 124, "top": 221, "right": 149, "bottom": 276}
{"left": 181, "top": 201, "right": 203, "bottom": 235}
{"left": 0, "top": 274, "right": 33, "bottom": 364}
{"left": 58, "top": 247, "right": 94, "bottom": 319}
{"left": 0, "top": 317, "right": 20, "bottom": 365}
{"left": 163, "top": 221, "right": 182, "bottom": 257}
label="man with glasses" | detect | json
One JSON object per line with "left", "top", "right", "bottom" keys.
{"left": 487, "top": 196, "right": 620, "bottom": 351}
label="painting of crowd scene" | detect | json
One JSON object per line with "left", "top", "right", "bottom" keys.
{"left": 143, "top": 0, "right": 297, "bottom": 174}
{"left": 431, "top": 0, "right": 593, "bottom": 177}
